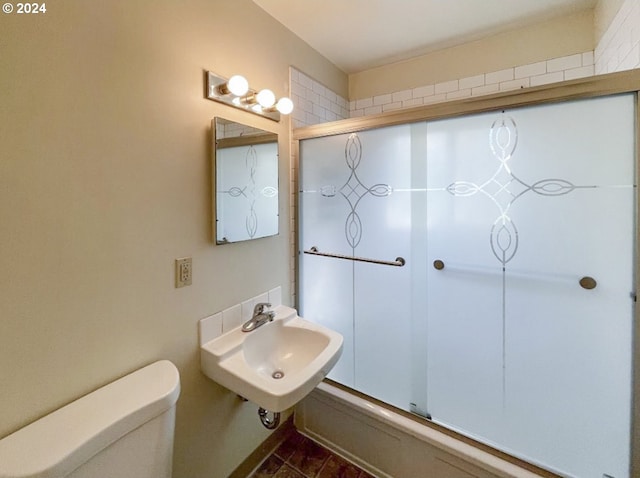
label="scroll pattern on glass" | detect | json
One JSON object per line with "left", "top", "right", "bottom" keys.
{"left": 446, "top": 114, "right": 589, "bottom": 266}
{"left": 319, "top": 133, "right": 393, "bottom": 248}
{"left": 442, "top": 112, "right": 596, "bottom": 405}
{"left": 220, "top": 145, "right": 278, "bottom": 239}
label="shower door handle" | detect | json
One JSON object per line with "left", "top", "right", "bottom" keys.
{"left": 579, "top": 276, "right": 597, "bottom": 290}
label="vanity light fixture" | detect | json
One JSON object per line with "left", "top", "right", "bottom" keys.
{"left": 237, "top": 88, "right": 275, "bottom": 108}
{"left": 220, "top": 75, "right": 249, "bottom": 96}
{"left": 206, "top": 71, "right": 293, "bottom": 122}
{"left": 256, "top": 89, "right": 276, "bottom": 108}
{"left": 275, "top": 97, "right": 294, "bottom": 115}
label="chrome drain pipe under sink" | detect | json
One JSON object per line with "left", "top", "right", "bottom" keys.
{"left": 258, "top": 407, "right": 280, "bottom": 429}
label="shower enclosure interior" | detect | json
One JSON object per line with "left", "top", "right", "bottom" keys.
{"left": 298, "top": 92, "right": 636, "bottom": 478}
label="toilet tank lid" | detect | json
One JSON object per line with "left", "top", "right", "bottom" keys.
{"left": 0, "top": 360, "right": 180, "bottom": 478}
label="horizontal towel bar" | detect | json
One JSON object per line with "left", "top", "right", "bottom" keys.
{"left": 432, "top": 258, "right": 598, "bottom": 290}
{"left": 304, "top": 246, "right": 406, "bottom": 267}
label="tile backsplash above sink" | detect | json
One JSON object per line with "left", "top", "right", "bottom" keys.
{"left": 198, "top": 287, "right": 282, "bottom": 346}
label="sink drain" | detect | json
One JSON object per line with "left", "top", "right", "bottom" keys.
{"left": 272, "top": 370, "right": 285, "bottom": 379}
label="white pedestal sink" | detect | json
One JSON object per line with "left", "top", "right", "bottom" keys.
{"left": 200, "top": 305, "right": 343, "bottom": 412}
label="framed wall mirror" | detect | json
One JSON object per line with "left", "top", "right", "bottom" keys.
{"left": 213, "top": 117, "right": 279, "bottom": 244}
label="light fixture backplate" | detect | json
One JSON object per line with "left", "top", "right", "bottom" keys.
{"left": 206, "top": 71, "right": 281, "bottom": 122}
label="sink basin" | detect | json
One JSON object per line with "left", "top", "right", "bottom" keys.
{"left": 200, "top": 305, "right": 343, "bottom": 412}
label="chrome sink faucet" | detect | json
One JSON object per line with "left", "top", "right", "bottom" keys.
{"left": 242, "top": 302, "right": 275, "bottom": 332}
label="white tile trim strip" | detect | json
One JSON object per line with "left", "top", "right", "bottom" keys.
{"left": 350, "top": 51, "right": 598, "bottom": 117}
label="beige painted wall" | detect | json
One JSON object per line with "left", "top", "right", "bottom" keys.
{"left": 349, "top": 10, "right": 595, "bottom": 100}
{"left": 0, "top": 1, "right": 345, "bottom": 477}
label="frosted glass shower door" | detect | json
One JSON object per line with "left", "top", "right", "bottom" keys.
{"left": 425, "top": 94, "right": 635, "bottom": 478}
{"left": 299, "top": 133, "right": 356, "bottom": 386}
{"left": 299, "top": 125, "right": 428, "bottom": 410}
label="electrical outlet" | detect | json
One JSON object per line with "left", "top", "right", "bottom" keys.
{"left": 175, "top": 257, "right": 192, "bottom": 288}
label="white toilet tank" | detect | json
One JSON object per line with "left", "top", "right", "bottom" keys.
{"left": 0, "top": 360, "right": 180, "bottom": 478}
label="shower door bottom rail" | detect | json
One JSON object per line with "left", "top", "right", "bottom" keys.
{"left": 303, "top": 246, "right": 406, "bottom": 267}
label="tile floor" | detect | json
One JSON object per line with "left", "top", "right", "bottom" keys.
{"left": 249, "top": 429, "right": 376, "bottom": 478}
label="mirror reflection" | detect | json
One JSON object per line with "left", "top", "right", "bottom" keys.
{"left": 213, "top": 117, "right": 279, "bottom": 244}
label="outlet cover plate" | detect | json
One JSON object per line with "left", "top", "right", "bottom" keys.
{"left": 175, "top": 257, "right": 192, "bottom": 288}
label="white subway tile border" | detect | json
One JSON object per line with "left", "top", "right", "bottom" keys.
{"left": 564, "top": 65, "right": 595, "bottom": 81}
{"left": 485, "top": 68, "right": 514, "bottom": 85}
{"left": 446, "top": 88, "right": 471, "bottom": 100}
{"left": 458, "top": 74, "right": 485, "bottom": 90}
{"left": 291, "top": 67, "right": 350, "bottom": 128}
{"left": 412, "top": 84, "right": 435, "bottom": 97}
{"left": 348, "top": 50, "right": 605, "bottom": 117}
{"left": 530, "top": 71, "right": 565, "bottom": 87}
{"left": 499, "top": 78, "right": 530, "bottom": 91}
{"left": 514, "top": 61, "right": 546, "bottom": 79}
{"left": 546, "top": 53, "right": 582, "bottom": 72}
{"left": 434, "top": 79, "right": 459, "bottom": 94}
{"left": 472, "top": 83, "right": 500, "bottom": 96}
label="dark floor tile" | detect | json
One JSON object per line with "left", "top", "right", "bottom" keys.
{"left": 357, "top": 470, "right": 377, "bottom": 478}
{"left": 251, "top": 455, "right": 284, "bottom": 478}
{"left": 273, "top": 464, "right": 306, "bottom": 478}
{"left": 274, "top": 431, "right": 305, "bottom": 461}
{"left": 287, "top": 436, "right": 331, "bottom": 477}
{"left": 317, "top": 455, "right": 361, "bottom": 478}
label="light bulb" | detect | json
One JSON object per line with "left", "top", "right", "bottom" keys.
{"left": 226, "top": 75, "right": 249, "bottom": 96}
{"left": 276, "top": 97, "right": 294, "bottom": 115}
{"left": 256, "top": 89, "right": 276, "bottom": 108}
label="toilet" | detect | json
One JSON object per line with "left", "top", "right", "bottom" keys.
{"left": 0, "top": 360, "right": 180, "bottom": 478}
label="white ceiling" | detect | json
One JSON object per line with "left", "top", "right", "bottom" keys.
{"left": 252, "top": 0, "right": 598, "bottom": 73}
